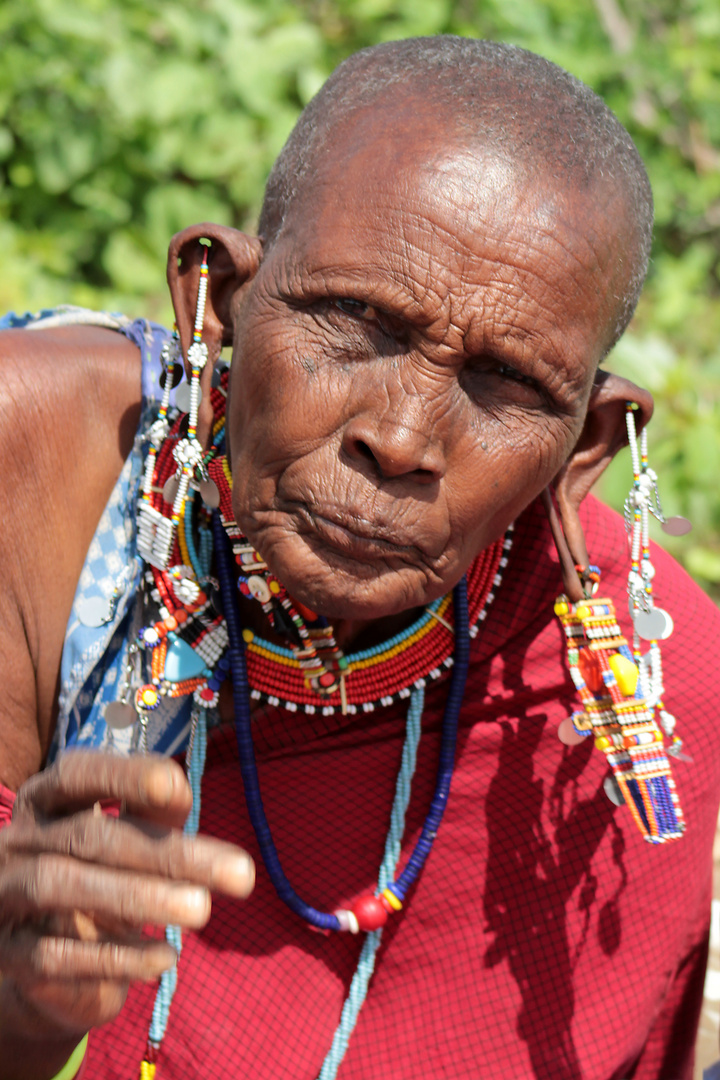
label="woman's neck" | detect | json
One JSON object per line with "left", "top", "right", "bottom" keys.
{"left": 235, "top": 591, "right": 422, "bottom": 654}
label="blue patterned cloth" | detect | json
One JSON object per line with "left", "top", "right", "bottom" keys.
{"left": 1, "top": 307, "right": 194, "bottom": 760}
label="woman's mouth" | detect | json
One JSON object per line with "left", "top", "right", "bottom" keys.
{"left": 293, "top": 504, "right": 419, "bottom": 563}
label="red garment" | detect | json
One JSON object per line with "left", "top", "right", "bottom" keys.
{"left": 8, "top": 496, "right": 720, "bottom": 1078}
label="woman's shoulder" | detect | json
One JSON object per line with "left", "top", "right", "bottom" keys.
{"left": 0, "top": 317, "right": 142, "bottom": 428}
{"left": 0, "top": 315, "right": 144, "bottom": 788}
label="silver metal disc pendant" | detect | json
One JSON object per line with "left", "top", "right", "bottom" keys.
{"left": 199, "top": 478, "right": 220, "bottom": 508}
{"left": 604, "top": 773, "right": 625, "bottom": 807}
{"left": 175, "top": 381, "right": 201, "bottom": 414}
{"left": 633, "top": 606, "right": 674, "bottom": 641}
{"left": 76, "top": 595, "right": 112, "bottom": 627}
{"left": 557, "top": 716, "right": 587, "bottom": 746}
{"left": 163, "top": 475, "right": 180, "bottom": 504}
{"left": 661, "top": 516, "right": 692, "bottom": 536}
{"left": 211, "top": 363, "right": 228, "bottom": 388}
{"left": 105, "top": 701, "right": 138, "bottom": 729}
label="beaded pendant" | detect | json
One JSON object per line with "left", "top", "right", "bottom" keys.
{"left": 210, "top": 454, "right": 348, "bottom": 699}
{"left": 555, "top": 593, "right": 685, "bottom": 843}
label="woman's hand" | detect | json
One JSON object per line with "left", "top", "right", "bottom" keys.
{"left": 0, "top": 750, "right": 254, "bottom": 1061}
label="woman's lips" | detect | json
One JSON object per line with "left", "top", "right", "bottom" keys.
{"left": 292, "top": 503, "right": 420, "bottom": 562}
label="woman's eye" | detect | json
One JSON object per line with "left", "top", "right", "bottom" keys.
{"left": 495, "top": 362, "right": 535, "bottom": 386}
{"left": 333, "top": 298, "right": 379, "bottom": 321}
{"left": 460, "top": 358, "right": 544, "bottom": 407}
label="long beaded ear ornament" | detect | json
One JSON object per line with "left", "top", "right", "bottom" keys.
{"left": 137, "top": 246, "right": 218, "bottom": 571}
{"left": 623, "top": 402, "right": 692, "bottom": 763}
{"left": 543, "top": 408, "right": 690, "bottom": 845}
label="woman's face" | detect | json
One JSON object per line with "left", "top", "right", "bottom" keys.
{"left": 226, "top": 120, "right": 625, "bottom": 620}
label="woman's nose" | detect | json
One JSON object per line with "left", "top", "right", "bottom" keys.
{"left": 341, "top": 402, "right": 446, "bottom": 484}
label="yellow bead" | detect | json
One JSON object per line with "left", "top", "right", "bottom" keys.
{"left": 242, "top": 628, "right": 254, "bottom": 643}
{"left": 140, "top": 1063, "right": 157, "bottom": 1080}
{"left": 595, "top": 736, "right": 611, "bottom": 751}
{"left": 554, "top": 599, "right": 569, "bottom": 616}
{"left": 608, "top": 653, "right": 639, "bottom": 697}
{"left": 575, "top": 604, "right": 591, "bottom": 621}
{"left": 141, "top": 688, "right": 158, "bottom": 707}
{"left": 269, "top": 581, "right": 280, "bottom": 594}
{"left": 382, "top": 887, "right": 403, "bottom": 912}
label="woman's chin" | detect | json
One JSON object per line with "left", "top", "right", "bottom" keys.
{"left": 256, "top": 532, "right": 446, "bottom": 622}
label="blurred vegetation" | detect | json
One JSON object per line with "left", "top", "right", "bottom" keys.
{"left": 1, "top": 0, "right": 719, "bottom": 594}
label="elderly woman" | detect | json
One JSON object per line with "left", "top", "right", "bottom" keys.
{"left": 0, "top": 36, "right": 719, "bottom": 1080}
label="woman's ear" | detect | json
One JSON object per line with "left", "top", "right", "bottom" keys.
{"left": 167, "top": 223, "right": 262, "bottom": 367}
{"left": 553, "top": 371, "right": 654, "bottom": 563}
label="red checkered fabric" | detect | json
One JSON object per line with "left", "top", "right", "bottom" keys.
{"left": 4, "top": 495, "right": 719, "bottom": 1078}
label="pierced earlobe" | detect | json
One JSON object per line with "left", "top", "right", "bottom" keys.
{"left": 542, "top": 482, "right": 601, "bottom": 606}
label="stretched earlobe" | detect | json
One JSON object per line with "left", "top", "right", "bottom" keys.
{"left": 549, "top": 371, "right": 654, "bottom": 597}
{"left": 166, "top": 223, "right": 262, "bottom": 370}
{"left": 554, "top": 370, "right": 654, "bottom": 518}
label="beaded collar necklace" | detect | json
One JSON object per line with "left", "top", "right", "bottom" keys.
{"left": 207, "top": 452, "right": 508, "bottom": 715}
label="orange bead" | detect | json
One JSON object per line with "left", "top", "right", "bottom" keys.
{"left": 294, "top": 599, "right": 318, "bottom": 622}
{"left": 578, "top": 649, "right": 604, "bottom": 694}
{"left": 164, "top": 616, "right": 178, "bottom": 631}
{"left": 174, "top": 610, "right": 188, "bottom": 625}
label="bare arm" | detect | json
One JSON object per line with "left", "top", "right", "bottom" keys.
{"left": 0, "top": 327, "right": 254, "bottom": 1079}
{"left": 0, "top": 325, "right": 142, "bottom": 787}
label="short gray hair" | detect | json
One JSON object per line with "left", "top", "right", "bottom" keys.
{"left": 259, "top": 37, "right": 653, "bottom": 351}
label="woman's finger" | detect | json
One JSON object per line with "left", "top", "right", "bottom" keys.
{"left": 0, "top": 925, "right": 177, "bottom": 984}
{"left": 0, "top": 853, "right": 212, "bottom": 929}
{"left": 4, "top": 811, "right": 254, "bottom": 899}
{"left": 14, "top": 752, "right": 192, "bottom": 828}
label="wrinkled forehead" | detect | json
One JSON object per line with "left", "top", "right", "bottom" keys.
{"left": 272, "top": 115, "right": 625, "bottom": 347}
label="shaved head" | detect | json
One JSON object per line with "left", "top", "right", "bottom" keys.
{"left": 259, "top": 37, "right": 653, "bottom": 352}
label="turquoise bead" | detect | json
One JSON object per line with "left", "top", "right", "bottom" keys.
{"left": 164, "top": 638, "right": 207, "bottom": 682}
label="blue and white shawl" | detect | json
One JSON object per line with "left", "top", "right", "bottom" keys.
{"left": 1, "top": 307, "right": 195, "bottom": 760}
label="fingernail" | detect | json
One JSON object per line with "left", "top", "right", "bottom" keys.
{"left": 217, "top": 853, "right": 256, "bottom": 898}
{"left": 140, "top": 764, "right": 176, "bottom": 805}
{"left": 182, "top": 885, "right": 211, "bottom": 923}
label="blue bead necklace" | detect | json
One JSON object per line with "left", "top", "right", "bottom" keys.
{"left": 213, "top": 511, "right": 471, "bottom": 930}
{"left": 213, "top": 512, "right": 471, "bottom": 1078}
{"left": 144, "top": 510, "right": 471, "bottom": 1080}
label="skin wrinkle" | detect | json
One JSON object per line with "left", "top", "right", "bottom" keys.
{"left": 228, "top": 122, "right": 621, "bottom": 618}
{"left": 283, "top": 196, "right": 598, "bottom": 416}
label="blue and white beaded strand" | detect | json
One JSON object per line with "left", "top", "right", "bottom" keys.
{"left": 144, "top": 702, "right": 208, "bottom": 1069}
{"left": 317, "top": 684, "right": 424, "bottom": 1080}
{"left": 214, "top": 511, "right": 471, "bottom": 1078}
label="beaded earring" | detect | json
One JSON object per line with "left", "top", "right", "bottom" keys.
{"left": 137, "top": 329, "right": 182, "bottom": 568}
{"left": 554, "top": 593, "right": 685, "bottom": 842}
{"left": 623, "top": 402, "right": 692, "bottom": 762}
{"left": 132, "top": 249, "right": 231, "bottom": 1079}
{"left": 545, "top": 405, "right": 690, "bottom": 843}
{"left": 137, "top": 248, "right": 219, "bottom": 572}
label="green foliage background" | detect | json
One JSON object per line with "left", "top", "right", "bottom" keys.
{"left": 2, "top": 0, "right": 719, "bottom": 593}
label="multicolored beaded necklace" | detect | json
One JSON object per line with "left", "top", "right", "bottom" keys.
{"left": 124, "top": 251, "right": 509, "bottom": 1078}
